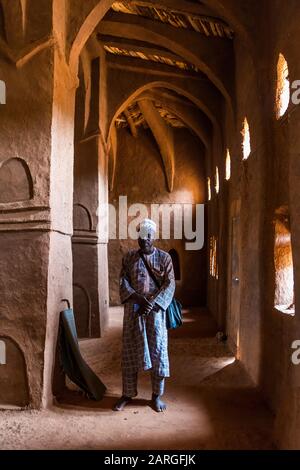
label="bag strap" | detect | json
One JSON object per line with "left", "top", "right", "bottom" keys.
{"left": 138, "top": 250, "right": 161, "bottom": 289}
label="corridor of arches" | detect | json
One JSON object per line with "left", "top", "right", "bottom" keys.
{"left": 0, "top": 0, "right": 300, "bottom": 450}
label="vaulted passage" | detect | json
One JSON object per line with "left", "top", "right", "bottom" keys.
{"left": 0, "top": 0, "right": 300, "bottom": 451}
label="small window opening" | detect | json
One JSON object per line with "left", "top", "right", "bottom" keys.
{"left": 276, "top": 53, "right": 290, "bottom": 119}
{"left": 226, "top": 149, "right": 231, "bottom": 181}
{"left": 215, "top": 167, "right": 220, "bottom": 194}
{"left": 209, "top": 236, "right": 218, "bottom": 279}
{"left": 274, "top": 207, "right": 295, "bottom": 315}
{"left": 242, "top": 118, "right": 251, "bottom": 160}
{"left": 207, "top": 177, "right": 211, "bottom": 201}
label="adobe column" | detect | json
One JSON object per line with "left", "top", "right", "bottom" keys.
{"left": 72, "top": 50, "right": 109, "bottom": 338}
{"left": 0, "top": 2, "right": 77, "bottom": 408}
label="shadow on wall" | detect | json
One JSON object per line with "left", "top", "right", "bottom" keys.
{"left": 169, "top": 248, "right": 181, "bottom": 281}
{"left": 73, "top": 284, "right": 92, "bottom": 338}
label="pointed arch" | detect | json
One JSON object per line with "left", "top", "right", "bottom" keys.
{"left": 0, "top": 157, "right": 33, "bottom": 203}
{"left": 107, "top": 80, "right": 219, "bottom": 144}
{"left": 69, "top": 0, "right": 114, "bottom": 73}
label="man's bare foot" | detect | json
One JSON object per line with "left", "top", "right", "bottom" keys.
{"left": 113, "top": 395, "right": 132, "bottom": 411}
{"left": 151, "top": 393, "right": 167, "bottom": 412}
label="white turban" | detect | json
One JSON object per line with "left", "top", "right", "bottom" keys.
{"left": 139, "top": 218, "right": 157, "bottom": 239}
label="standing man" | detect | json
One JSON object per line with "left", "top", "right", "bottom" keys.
{"left": 113, "top": 218, "right": 175, "bottom": 412}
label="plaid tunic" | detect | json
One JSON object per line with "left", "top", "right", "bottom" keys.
{"left": 119, "top": 248, "right": 175, "bottom": 377}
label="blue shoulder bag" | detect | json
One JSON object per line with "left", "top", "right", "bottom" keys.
{"left": 139, "top": 251, "right": 182, "bottom": 330}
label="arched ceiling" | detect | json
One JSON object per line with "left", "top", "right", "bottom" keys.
{"left": 88, "top": 0, "right": 235, "bottom": 143}
{"left": 115, "top": 87, "right": 211, "bottom": 150}
{"left": 61, "top": 0, "right": 266, "bottom": 197}
{"left": 74, "top": 0, "right": 248, "bottom": 191}
{"left": 69, "top": 0, "right": 257, "bottom": 76}
{"left": 97, "top": 7, "right": 235, "bottom": 106}
{"left": 116, "top": 101, "right": 186, "bottom": 130}
{"left": 110, "top": 1, "right": 234, "bottom": 39}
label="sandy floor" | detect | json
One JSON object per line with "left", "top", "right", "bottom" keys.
{"left": 0, "top": 307, "right": 275, "bottom": 450}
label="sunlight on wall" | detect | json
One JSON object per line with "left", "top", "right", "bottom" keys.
{"left": 172, "top": 189, "right": 195, "bottom": 204}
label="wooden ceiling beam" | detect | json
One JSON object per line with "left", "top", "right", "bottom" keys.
{"left": 98, "top": 14, "right": 235, "bottom": 109}
{"left": 124, "top": 108, "right": 138, "bottom": 137}
{"left": 139, "top": 89, "right": 196, "bottom": 108}
{"left": 106, "top": 54, "right": 203, "bottom": 80}
{"left": 98, "top": 36, "right": 188, "bottom": 64}
{"left": 113, "top": 0, "right": 220, "bottom": 20}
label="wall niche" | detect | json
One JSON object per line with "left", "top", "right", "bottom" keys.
{"left": 0, "top": 337, "right": 29, "bottom": 408}
{"left": 0, "top": 158, "right": 33, "bottom": 204}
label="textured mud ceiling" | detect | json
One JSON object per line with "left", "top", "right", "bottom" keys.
{"left": 111, "top": 1, "right": 234, "bottom": 38}
{"left": 0, "top": 0, "right": 300, "bottom": 451}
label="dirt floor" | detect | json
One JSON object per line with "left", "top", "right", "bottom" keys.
{"left": 0, "top": 307, "right": 275, "bottom": 450}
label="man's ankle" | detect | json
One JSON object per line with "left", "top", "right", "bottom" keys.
{"left": 113, "top": 395, "right": 132, "bottom": 411}
{"left": 152, "top": 393, "right": 162, "bottom": 400}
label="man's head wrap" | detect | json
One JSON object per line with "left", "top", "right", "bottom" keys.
{"left": 138, "top": 218, "right": 157, "bottom": 239}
